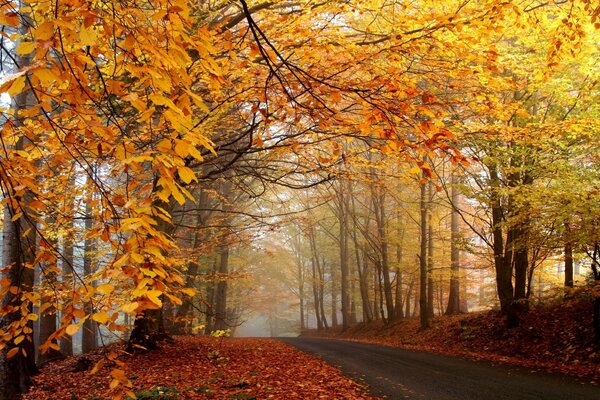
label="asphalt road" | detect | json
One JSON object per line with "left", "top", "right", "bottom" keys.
{"left": 279, "top": 337, "right": 599, "bottom": 400}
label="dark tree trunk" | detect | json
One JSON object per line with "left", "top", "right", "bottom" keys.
{"left": 372, "top": 189, "right": 395, "bottom": 323}
{"left": 0, "top": 37, "right": 39, "bottom": 398}
{"left": 488, "top": 163, "right": 514, "bottom": 313}
{"left": 204, "top": 258, "right": 217, "bottom": 335}
{"left": 214, "top": 244, "right": 229, "bottom": 331}
{"left": 564, "top": 223, "right": 574, "bottom": 288}
{"left": 127, "top": 307, "right": 165, "bottom": 352}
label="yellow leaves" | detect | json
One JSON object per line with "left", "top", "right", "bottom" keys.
{"left": 14, "top": 335, "right": 25, "bottom": 345}
{"left": 178, "top": 166, "right": 196, "bottom": 184}
{"left": 91, "top": 312, "right": 110, "bottom": 325}
{"left": 26, "top": 313, "right": 38, "bottom": 321}
{"left": 34, "top": 22, "right": 55, "bottom": 41}
{"left": 79, "top": 26, "right": 96, "bottom": 46}
{"left": 181, "top": 288, "right": 197, "bottom": 297}
{"left": 174, "top": 139, "right": 191, "bottom": 158}
{"left": 66, "top": 324, "right": 80, "bottom": 336}
{"left": 6, "top": 76, "right": 27, "bottom": 96}
{"left": 121, "top": 302, "right": 138, "bottom": 314}
{"left": 109, "top": 368, "right": 131, "bottom": 390}
{"left": 90, "top": 358, "right": 106, "bottom": 374}
{"left": 140, "top": 267, "right": 157, "bottom": 278}
{"left": 146, "top": 290, "right": 163, "bottom": 307}
{"left": 96, "top": 283, "right": 115, "bottom": 295}
{"left": 16, "top": 42, "right": 36, "bottom": 55}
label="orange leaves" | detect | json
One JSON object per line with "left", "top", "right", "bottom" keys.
{"left": 23, "top": 337, "right": 376, "bottom": 400}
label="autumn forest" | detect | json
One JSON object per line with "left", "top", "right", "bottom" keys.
{"left": 0, "top": 0, "right": 599, "bottom": 399}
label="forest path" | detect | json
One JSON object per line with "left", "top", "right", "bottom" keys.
{"left": 280, "top": 337, "right": 599, "bottom": 400}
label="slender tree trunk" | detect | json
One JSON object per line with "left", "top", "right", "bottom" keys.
{"left": 419, "top": 175, "right": 430, "bottom": 329}
{"left": 373, "top": 190, "right": 395, "bottom": 323}
{"left": 446, "top": 173, "right": 461, "bottom": 315}
{"left": 60, "top": 215, "right": 74, "bottom": 356}
{"left": 564, "top": 223, "right": 574, "bottom": 288}
{"left": 394, "top": 214, "right": 404, "bottom": 319}
{"left": 338, "top": 187, "right": 350, "bottom": 329}
{"left": 331, "top": 262, "right": 338, "bottom": 327}
{"left": 404, "top": 278, "right": 412, "bottom": 318}
{"left": 214, "top": 243, "right": 229, "bottom": 331}
{"left": 82, "top": 192, "right": 97, "bottom": 353}
{"left": 308, "top": 226, "right": 323, "bottom": 330}
{"left": 204, "top": 258, "right": 217, "bottom": 334}
{"left": 318, "top": 258, "right": 328, "bottom": 329}
{"left": 427, "top": 181, "right": 435, "bottom": 318}
{"left": 488, "top": 163, "right": 513, "bottom": 313}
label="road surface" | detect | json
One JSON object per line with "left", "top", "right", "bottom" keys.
{"left": 280, "top": 337, "right": 599, "bottom": 400}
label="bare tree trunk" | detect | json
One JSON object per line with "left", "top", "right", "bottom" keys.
{"left": 60, "top": 215, "right": 74, "bottom": 356}
{"left": 372, "top": 189, "right": 395, "bottom": 323}
{"left": 394, "top": 213, "right": 404, "bottom": 319}
{"left": 82, "top": 192, "right": 97, "bottom": 353}
{"left": 331, "top": 262, "right": 338, "bottom": 327}
{"left": 564, "top": 222, "right": 573, "bottom": 288}
{"left": 419, "top": 175, "right": 430, "bottom": 329}
{"left": 488, "top": 163, "right": 513, "bottom": 313}
{"left": 427, "top": 181, "right": 435, "bottom": 318}
{"left": 204, "top": 258, "right": 217, "bottom": 334}
{"left": 214, "top": 243, "right": 229, "bottom": 331}
{"left": 446, "top": 173, "right": 461, "bottom": 315}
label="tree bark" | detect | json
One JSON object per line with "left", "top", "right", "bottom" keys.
{"left": 446, "top": 172, "right": 461, "bottom": 315}
{"left": 419, "top": 175, "right": 430, "bottom": 329}
{"left": 564, "top": 223, "right": 574, "bottom": 288}
{"left": 427, "top": 181, "right": 435, "bottom": 318}
{"left": 214, "top": 243, "right": 229, "bottom": 331}
{"left": 82, "top": 192, "right": 97, "bottom": 353}
{"left": 0, "top": 23, "right": 39, "bottom": 396}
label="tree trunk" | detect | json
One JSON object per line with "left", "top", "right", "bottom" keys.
{"left": 427, "top": 181, "right": 435, "bottom": 318}
{"left": 82, "top": 193, "right": 97, "bottom": 353}
{"left": 338, "top": 186, "right": 350, "bottom": 330}
{"left": 419, "top": 175, "right": 430, "bottom": 329}
{"left": 214, "top": 243, "right": 229, "bottom": 331}
{"left": 488, "top": 163, "right": 513, "bottom": 313}
{"left": 0, "top": 27, "right": 39, "bottom": 396}
{"left": 372, "top": 189, "right": 395, "bottom": 323}
{"left": 446, "top": 173, "right": 461, "bottom": 315}
{"left": 394, "top": 215, "right": 404, "bottom": 319}
{"left": 564, "top": 223, "right": 574, "bottom": 288}
{"left": 60, "top": 216, "right": 74, "bottom": 356}
{"left": 204, "top": 258, "right": 217, "bottom": 334}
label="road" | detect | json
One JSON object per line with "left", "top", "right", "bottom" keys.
{"left": 280, "top": 337, "right": 599, "bottom": 400}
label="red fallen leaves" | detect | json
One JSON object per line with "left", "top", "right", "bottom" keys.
{"left": 24, "top": 336, "right": 378, "bottom": 400}
{"left": 306, "top": 297, "right": 600, "bottom": 384}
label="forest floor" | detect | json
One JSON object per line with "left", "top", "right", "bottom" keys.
{"left": 304, "top": 296, "right": 600, "bottom": 384}
{"left": 23, "top": 336, "right": 376, "bottom": 400}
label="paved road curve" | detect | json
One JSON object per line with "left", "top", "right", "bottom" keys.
{"left": 280, "top": 337, "right": 599, "bottom": 400}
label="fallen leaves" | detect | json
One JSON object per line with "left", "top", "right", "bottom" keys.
{"left": 23, "top": 336, "right": 378, "bottom": 399}
{"left": 307, "top": 297, "right": 600, "bottom": 384}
